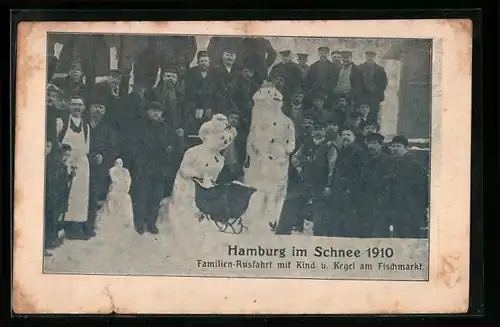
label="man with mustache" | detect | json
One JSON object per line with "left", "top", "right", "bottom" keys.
{"left": 357, "top": 132, "right": 392, "bottom": 237}
{"left": 329, "top": 127, "right": 364, "bottom": 237}
{"left": 304, "top": 46, "right": 333, "bottom": 98}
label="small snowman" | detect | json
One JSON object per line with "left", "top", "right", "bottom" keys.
{"left": 97, "top": 158, "right": 134, "bottom": 235}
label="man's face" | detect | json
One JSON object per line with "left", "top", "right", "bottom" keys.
{"left": 69, "top": 98, "right": 85, "bottom": 115}
{"left": 302, "top": 119, "right": 314, "bottom": 136}
{"left": 367, "top": 140, "right": 382, "bottom": 155}
{"left": 365, "top": 53, "right": 376, "bottom": 63}
{"left": 342, "top": 54, "right": 352, "bottom": 66}
{"left": 45, "top": 141, "right": 52, "bottom": 156}
{"left": 318, "top": 49, "right": 329, "bottom": 60}
{"left": 274, "top": 76, "right": 285, "bottom": 91}
{"left": 162, "top": 72, "right": 178, "bottom": 85}
{"left": 61, "top": 150, "right": 71, "bottom": 165}
{"left": 312, "top": 126, "right": 326, "bottom": 141}
{"left": 389, "top": 143, "right": 407, "bottom": 157}
{"left": 228, "top": 113, "right": 240, "bottom": 126}
{"left": 198, "top": 56, "right": 210, "bottom": 70}
{"left": 291, "top": 93, "right": 304, "bottom": 105}
{"left": 325, "top": 124, "right": 339, "bottom": 141}
{"left": 337, "top": 97, "right": 348, "bottom": 109}
{"left": 46, "top": 91, "right": 61, "bottom": 108}
{"left": 69, "top": 65, "right": 83, "bottom": 81}
{"left": 363, "top": 124, "right": 378, "bottom": 136}
{"left": 341, "top": 130, "right": 356, "bottom": 146}
{"left": 108, "top": 74, "right": 120, "bottom": 87}
{"left": 222, "top": 51, "right": 236, "bottom": 65}
{"left": 90, "top": 104, "right": 106, "bottom": 119}
{"left": 177, "top": 65, "right": 187, "bottom": 78}
{"left": 242, "top": 68, "right": 254, "bottom": 80}
{"left": 358, "top": 104, "right": 370, "bottom": 117}
{"left": 282, "top": 54, "right": 292, "bottom": 63}
{"left": 313, "top": 98, "right": 325, "bottom": 109}
{"left": 331, "top": 52, "right": 342, "bottom": 63}
{"left": 147, "top": 108, "right": 163, "bottom": 121}
{"left": 298, "top": 57, "right": 307, "bottom": 65}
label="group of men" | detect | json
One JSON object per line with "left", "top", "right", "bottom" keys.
{"left": 43, "top": 35, "right": 429, "bottom": 256}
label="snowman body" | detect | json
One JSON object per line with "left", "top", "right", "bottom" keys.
{"left": 244, "top": 84, "right": 296, "bottom": 231}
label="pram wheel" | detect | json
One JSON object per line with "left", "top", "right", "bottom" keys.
{"left": 228, "top": 217, "right": 244, "bottom": 234}
{"left": 214, "top": 220, "right": 229, "bottom": 232}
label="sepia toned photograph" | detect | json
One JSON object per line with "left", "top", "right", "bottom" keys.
{"left": 13, "top": 20, "right": 472, "bottom": 314}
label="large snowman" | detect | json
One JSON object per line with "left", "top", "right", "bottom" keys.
{"left": 243, "top": 81, "right": 296, "bottom": 233}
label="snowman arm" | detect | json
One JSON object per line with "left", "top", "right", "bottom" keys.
{"left": 286, "top": 123, "right": 296, "bottom": 154}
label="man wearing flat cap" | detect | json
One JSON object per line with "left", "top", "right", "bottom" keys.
{"left": 296, "top": 53, "right": 310, "bottom": 80}
{"left": 306, "top": 91, "right": 335, "bottom": 125}
{"left": 269, "top": 49, "right": 303, "bottom": 100}
{"left": 332, "top": 50, "right": 364, "bottom": 105}
{"left": 386, "top": 135, "right": 429, "bottom": 238}
{"left": 358, "top": 48, "right": 388, "bottom": 122}
{"left": 128, "top": 100, "right": 182, "bottom": 235}
{"left": 356, "top": 132, "right": 392, "bottom": 237}
{"left": 304, "top": 46, "right": 334, "bottom": 98}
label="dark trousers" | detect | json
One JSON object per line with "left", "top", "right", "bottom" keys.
{"left": 368, "top": 101, "right": 381, "bottom": 123}
{"left": 275, "top": 193, "right": 309, "bottom": 235}
{"left": 312, "top": 198, "right": 334, "bottom": 236}
{"left": 44, "top": 207, "right": 58, "bottom": 249}
{"left": 330, "top": 191, "right": 358, "bottom": 237}
{"left": 87, "top": 167, "right": 110, "bottom": 232}
{"left": 132, "top": 173, "right": 166, "bottom": 228}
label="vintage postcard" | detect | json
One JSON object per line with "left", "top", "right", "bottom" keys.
{"left": 13, "top": 19, "right": 472, "bottom": 314}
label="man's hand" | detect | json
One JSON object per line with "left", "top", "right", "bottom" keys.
{"left": 57, "top": 229, "right": 65, "bottom": 239}
{"left": 69, "top": 166, "right": 77, "bottom": 178}
{"left": 95, "top": 154, "right": 103, "bottom": 164}
{"left": 166, "top": 145, "right": 173, "bottom": 154}
{"left": 296, "top": 166, "right": 303, "bottom": 175}
{"left": 176, "top": 128, "right": 184, "bottom": 137}
{"left": 323, "top": 187, "right": 331, "bottom": 197}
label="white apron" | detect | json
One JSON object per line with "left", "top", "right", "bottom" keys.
{"left": 58, "top": 116, "right": 90, "bottom": 223}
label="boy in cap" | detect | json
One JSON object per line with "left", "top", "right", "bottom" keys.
{"left": 357, "top": 132, "right": 392, "bottom": 237}
{"left": 129, "top": 100, "right": 182, "bottom": 235}
{"left": 296, "top": 53, "right": 310, "bottom": 80}
{"left": 387, "top": 135, "right": 429, "bottom": 238}
{"left": 307, "top": 91, "right": 335, "bottom": 125}
{"left": 358, "top": 48, "right": 388, "bottom": 123}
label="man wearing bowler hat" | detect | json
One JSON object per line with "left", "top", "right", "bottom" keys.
{"left": 386, "top": 136, "right": 429, "bottom": 238}
{"left": 357, "top": 132, "right": 392, "bottom": 237}
{"left": 358, "top": 48, "right": 388, "bottom": 123}
{"left": 129, "top": 100, "right": 181, "bottom": 235}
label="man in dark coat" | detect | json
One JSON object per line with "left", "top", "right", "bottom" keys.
{"left": 184, "top": 50, "right": 215, "bottom": 139}
{"left": 236, "top": 37, "right": 277, "bottom": 85}
{"left": 305, "top": 91, "right": 336, "bottom": 125}
{"left": 85, "top": 96, "right": 119, "bottom": 237}
{"left": 129, "top": 101, "right": 182, "bottom": 235}
{"left": 358, "top": 49, "right": 388, "bottom": 123}
{"left": 331, "top": 50, "right": 364, "bottom": 105}
{"left": 210, "top": 46, "right": 241, "bottom": 116}
{"left": 92, "top": 69, "right": 123, "bottom": 124}
{"left": 296, "top": 53, "right": 310, "bottom": 80}
{"left": 46, "top": 84, "right": 68, "bottom": 145}
{"left": 152, "top": 64, "right": 186, "bottom": 131}
{"left": 387, "top": 136, "right": 429, "bottom": 238}
{"left": 52, "top": 60, "right": 91, "bottom": 105}
{"left": 282, "top": 85, "right": 306, "bottom": 146}
{"left": 304, "top": 46, "right": 334, "bottom": 97}
{"left": 357, "top": 132, "right": 392, "bottom": 237}
{"left": 330, "top": 50, "right": 342, "bottom": 69}
{"left": 207, "top": 36, "right": 244, "bottom": 68}
{"left": 330, "top": 127, "right": 364, "bottom": 237}
{"left": 269, "top": 50, "right": 303, "bottom": 101}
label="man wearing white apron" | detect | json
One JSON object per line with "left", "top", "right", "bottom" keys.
{"left": 56, "top": 95, "right": 91, "bottom": 240}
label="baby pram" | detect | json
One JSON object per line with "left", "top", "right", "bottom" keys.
{"left": 194, "top": 178, "right": 257, "bottom": 234}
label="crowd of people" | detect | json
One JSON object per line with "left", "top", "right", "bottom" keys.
{"left": 44, "top": 35, "right": 429, "bottom": 257}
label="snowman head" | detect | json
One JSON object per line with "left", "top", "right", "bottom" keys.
{"left": 114, "top": 158, "right": 124, "bottom": 167}
{"left": 252, "top": 82, "right": 283, "bottom": 110}
{"left": 198, "top": 114, "right": 229, "bottom": 143}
